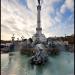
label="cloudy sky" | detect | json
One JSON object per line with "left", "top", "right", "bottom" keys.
{"left": 1, "top": 0, "right": 74, "bottom": 40}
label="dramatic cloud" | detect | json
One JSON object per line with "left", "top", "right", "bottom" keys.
{"left": 60, "top": 0, "right": 74, "bottom": 13}
{"left": 1, "top": 0, "right": 74, "bottom": 40}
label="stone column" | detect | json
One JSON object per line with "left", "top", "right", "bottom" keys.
{"left": 36, "top": 4, "right": 42, "bottom": 35}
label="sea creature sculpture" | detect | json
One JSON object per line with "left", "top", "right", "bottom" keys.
{"left": 30, "top": 44, "right": 48, "bottom": 65}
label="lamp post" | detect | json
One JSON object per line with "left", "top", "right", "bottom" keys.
{"left": 11, "top": 34, "right": 15, "bottom": 44}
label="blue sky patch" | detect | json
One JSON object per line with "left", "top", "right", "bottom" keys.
{"left": 61, "top": 9, "right": 72, "bottom": 23}
{"left": 53, "top": 0, "right": 65, "bottom": 11}
{"left": 18, "top": 0, "right": 28, "bottom": 7}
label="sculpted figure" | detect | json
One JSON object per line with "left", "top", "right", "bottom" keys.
{"left": 38, "top": 0, "right": 40, "bottom": 5}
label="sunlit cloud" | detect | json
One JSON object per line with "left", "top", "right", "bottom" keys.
{"left": 1, "top": 0, "right": 74, "bottom": 40}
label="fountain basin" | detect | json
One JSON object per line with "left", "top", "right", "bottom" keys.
{"left": 20, "top": 48, "right": 59, "bottom": 55}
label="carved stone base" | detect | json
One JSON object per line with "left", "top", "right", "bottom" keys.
{"left": 32, "top": 33, "right": 47, "bottom": 43}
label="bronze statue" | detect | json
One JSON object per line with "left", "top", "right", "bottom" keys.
{"left": 38, "top": 0, "right": 40, "bottom": 5}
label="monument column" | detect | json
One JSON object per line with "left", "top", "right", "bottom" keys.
{"left": 36, "top": 0, "right": 42, "bottom": 35}
{"left": 32, "top": 0, "right": 46, "bottom": 43}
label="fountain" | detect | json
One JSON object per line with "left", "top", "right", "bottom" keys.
{"left": 20, "top": 0, "right": 60, "bottom": 65}
{"left": 1, "top": 0, "right": 74, "bottom": 74}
